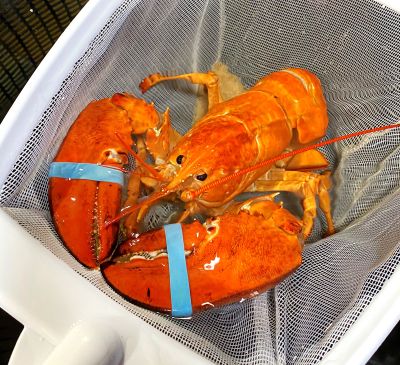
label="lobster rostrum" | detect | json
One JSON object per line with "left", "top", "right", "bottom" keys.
{"left": 48, "top": 67, "right": 399, "bottom": 316}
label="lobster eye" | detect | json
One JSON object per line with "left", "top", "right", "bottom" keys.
{"left": 176, "top": 155, "right": 184, "bottom": 164}
{"left": 196, "top": 173, "right": 208, "bottom": 181}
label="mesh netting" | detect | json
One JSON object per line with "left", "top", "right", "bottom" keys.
{"left": 1, "top": 0, "right": 400, "bottom": 363}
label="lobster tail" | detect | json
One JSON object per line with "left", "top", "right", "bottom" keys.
{"left": 252, "top": 68, "right": 329, "bottom": 144}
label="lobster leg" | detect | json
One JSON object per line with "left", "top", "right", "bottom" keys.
{"left": 248, "top": 170, "right": 334, "bottom": 238}
{"left": 140, "top": 72, "right": 222, "bottom": 109}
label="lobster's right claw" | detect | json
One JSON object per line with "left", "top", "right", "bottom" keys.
{"left": 101, "top": 201, "right": 303, "bottom": 315}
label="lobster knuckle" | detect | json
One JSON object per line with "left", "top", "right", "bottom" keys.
{"left": 207, "top": 71, "right": 219, "bottom": 85}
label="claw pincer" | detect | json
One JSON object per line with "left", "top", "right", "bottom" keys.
{"left": 101, "top": 200, "right": 303, "bottom": 316}
{"left": 48, "top": 93, "right": 159, "bottom": 268}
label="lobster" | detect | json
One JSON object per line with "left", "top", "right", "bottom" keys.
{"left": 48, "top": 67, "right": 399, "bottom": 316}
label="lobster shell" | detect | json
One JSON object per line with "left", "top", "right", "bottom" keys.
{"left": 49, "top": 94, "right": 155, "bottom": 268}
{"left": 101, "top": 201, "right": 303, "bottom": 315}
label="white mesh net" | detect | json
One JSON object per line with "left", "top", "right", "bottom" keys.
{"left": 1, "top": 0, "right": 400, "bottom": 363}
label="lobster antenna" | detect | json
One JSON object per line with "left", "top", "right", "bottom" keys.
{"left": 115, "top": 132, "right": 164, "bottom": 181}
{"left": 101, "top": 164, "right": 130, "bottom": 173}
{"left": 187, "top": 123, "right": 400, "bottom": 200}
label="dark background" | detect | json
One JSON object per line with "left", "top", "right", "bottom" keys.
{"left": 0, "top": 1, "right": 398, "bottom": 364}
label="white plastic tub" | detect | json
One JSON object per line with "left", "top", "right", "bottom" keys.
{"left": 1, "top": 0, "right": 399, "bottom": 364}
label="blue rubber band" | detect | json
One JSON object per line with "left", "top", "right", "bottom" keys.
{"left": 163, "top": 223, "right": 193, "bottom": 318}
{"left": 49, "top": 162, "right": 124, "bottom": 185}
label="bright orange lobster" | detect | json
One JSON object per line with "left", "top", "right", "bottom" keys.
{"left": 48, "top": 67, "right": 399, "bottom": 316}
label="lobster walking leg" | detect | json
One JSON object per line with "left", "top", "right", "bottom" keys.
{"left": 316, "top": 172, "right": 334, "bottom": 236}
{"left": 249, "top": 170, "right": 334, "bottom": 238}
{"left": 140, "top": 72, "right": 222, "bottom": 108}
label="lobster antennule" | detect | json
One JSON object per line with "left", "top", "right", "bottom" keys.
{"left": 187, "top": 123, "right": 400, "bottom": 200}
{"left": 101, "top": 198, "right": 303, "bottom": 314}
{"left": 105, "top": 187, "right": 174, "bottom": 227}
{"left": 99, "top": 164, "right": 130, "bottom": 173}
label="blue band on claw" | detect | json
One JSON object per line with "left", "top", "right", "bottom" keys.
{"left": 49, "top": 162, "right": 124, "bottom": 185}
{"left": 163, "top": 223, "right": 193, "bottom": 318}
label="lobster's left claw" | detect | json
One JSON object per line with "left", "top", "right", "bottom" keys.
{"left": 101, "top": 201, "right": 303, "bottom": 315}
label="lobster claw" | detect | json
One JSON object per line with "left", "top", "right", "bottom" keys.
{"left": 101, "top": 199, "right": 303, "bottom": 316}
{"left": 49, "top": 178, "right": 121, "bottom": 268}
{"left": 49, "top": 93, "right": 162, "bottom": 269}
